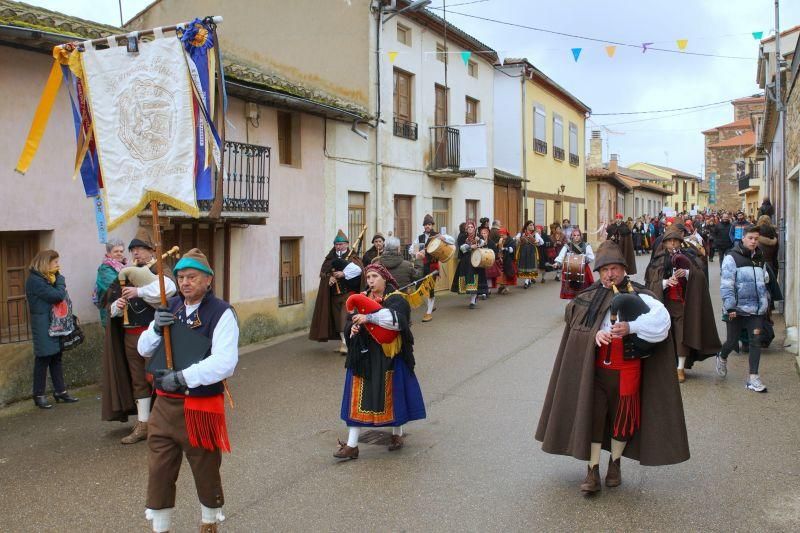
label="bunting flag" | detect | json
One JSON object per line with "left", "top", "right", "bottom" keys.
{"left": 752, "top": 31, "right": 763, "bottom": 40}
{"left": 676, "top": 39, "right": 688, "bottom": 51}
{"left": 605, "top": 45, "right": 616, "bottom": 58}
{"left": 461, "top": 50, "right": 471, "bottom": 65}
{"left": 571, "top": 48, "right": 582, "bottom": 62}
{"left": 388, "top": 51, "right": 398, "bottom": 63}
{"left": 642, "top": 42, "right": 654, "bottom": 53}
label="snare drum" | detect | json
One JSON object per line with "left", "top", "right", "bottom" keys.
{"left": 426, "top": 236, "right": 456, "bottom": 263}
{"left": 470, "top": 248, "right": 495, "bottom": 269}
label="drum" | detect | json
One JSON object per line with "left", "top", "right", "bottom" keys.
{"left": 471, "top": 248, "right": 495, "bottom": 269}
{"left": 563, "top": 253, "right": 586, "bottom": 285}
{"left": 426, "top": 236, "right": 456, "bottom": 263}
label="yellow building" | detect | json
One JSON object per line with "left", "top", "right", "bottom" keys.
{"left": 627, "top": 163, "right": 704, "bottom": 213}
{"left": 501, "top": 60, "right": 590, "bottom": 231}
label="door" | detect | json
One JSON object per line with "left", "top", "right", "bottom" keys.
{"left": 494, "top": 183, "right": 521, "bottom": 234}
{"left": 554, "top": 201, "right": 563, "bottom": 226}
{"left": 493, "top": 184, "right": 508, "bottom": 228}
{"left": 394, "top": 195, "right": 413, "bottom": 256}
{"left": 1, "top": 231, "right": 38, "bottom": 342}
{"left": 434, "top": 84, "right": 448, "bottom": 168}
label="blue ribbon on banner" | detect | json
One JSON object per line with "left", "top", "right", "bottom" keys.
{"left": 62, "top": 65, "right": 100, "bottom": 197}
{"left": 93, "top": 194, "right": 108, "bottom": 243}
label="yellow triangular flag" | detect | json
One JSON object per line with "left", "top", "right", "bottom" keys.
{"left": 388, "top": 51, "right": 398, "bottom": 63}
{"left": 676, "top": 39, "right": 688, "bottom": 51}
{"left": 605, "top": 45, "right": 616, "bottom": 58}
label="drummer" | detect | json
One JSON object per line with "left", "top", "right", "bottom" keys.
{"left": 450, "top": 220, "right": 486, "bottom": 309}
{"left": 553, "top": 227, "right": 595, "bottom": 300}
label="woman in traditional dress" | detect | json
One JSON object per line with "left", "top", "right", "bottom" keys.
{"left": 516, "top": 220, "right": 543, "bottom": 289}
{"left": 549, "top": 225, "right": 567, "bottom": 281}
{"left": 497, "top": 228, "right": 517, "bottom": 294}
{"left": 553, "top": 227, "right": 595, "bottom": 299}
{"left": 632, "top": 219, "right": 645, "bottom": 256}
{"left": 334, "top": 263, "right": 426, "bottom": 459}
{"left": 450, "top": 220, "right": 486, "bottom": 308}
{"left": 477, "top": 225, "right": 494, "bottom": 299}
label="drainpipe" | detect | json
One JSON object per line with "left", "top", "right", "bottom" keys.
{"left": 521, "top": 66, "right": 528, "bottom": 225}
{"left": 774, "top": 0, "right": 787, "bottom": 310}
{"left": 374, "top": 6, "right": 383, "bottom": 234}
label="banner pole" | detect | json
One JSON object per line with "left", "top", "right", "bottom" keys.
{"left": 151, "top": 199, "right": 174, "bottom": 369}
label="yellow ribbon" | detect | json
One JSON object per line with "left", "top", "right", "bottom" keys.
{"left": 15, "top": 58, "right": 64, "bottom": 174}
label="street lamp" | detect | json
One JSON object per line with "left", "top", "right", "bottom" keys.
{"left": 382, "top": 0, "right": 432, "bottom": 23}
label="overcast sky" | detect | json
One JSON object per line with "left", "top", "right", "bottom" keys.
{"left": 22, "top": 0, "right": 800, "bottom": 178}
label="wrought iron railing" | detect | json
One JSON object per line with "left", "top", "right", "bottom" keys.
{"left": 738, "top": 174, "right": 754, "bottom": 192}
{"left": 279, "top": 275, "right": 303, "bottom": 306}
{"left": 197, "top": 141, "right": 270, "bottom": 214}
{"left": 394, "top": 116, "right": 418, "bottom": 141}
{"left": 2, "top": 298, "right": 31, "bottom": 344}
{"left": 553, "top": 146, "right": 565, "bottom": 161}
{"left": 429, "top": 126, "right": 460, "bottom": 170}
{"left": 569, "top": 153, "right": 579, "bottom": 166}
{"left": 534, "top": 138, "right": 547, "bottom": 155}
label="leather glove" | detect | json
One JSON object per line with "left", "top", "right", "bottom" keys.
{"left": 153, "top": 307, "right": 175, "bottom": 335}
{"left": 152, "top": 369, "right": 186, "bottom": 392}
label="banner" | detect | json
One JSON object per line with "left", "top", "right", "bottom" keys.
{"left": 82, "top": 37, "right": 198, "bottom": 230}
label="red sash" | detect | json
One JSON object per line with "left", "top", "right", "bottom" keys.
{"left": 596, "top": 337, "right": 641, "bottom": 438}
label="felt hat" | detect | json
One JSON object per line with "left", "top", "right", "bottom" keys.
{"left": 333, "top": 229, "right": 349, "bottom": 244}
{"left": 128, "top": 226, "right": 154, "bottom": 251}
{"left": 593, "top": 240, "right": 628, "bottom": 271}
{"left": 174, "top": 248, "right": 214, "bottom": 276}
{"left": 662, "top": 226, "right": 684, "bottom": 243}
{"left": 372, "top": 232, "right": 385, "bottom": 243}
{"left": 423, "top": 214, "right": 435, "bottom": 226}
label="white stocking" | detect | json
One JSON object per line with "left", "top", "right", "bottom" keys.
{"left": 426, "top": 297, "right": 435, "bottom": 314}
{"left": 611, "top": 439, "right": 627, "bottom": 461}
{"left": 470, "top": 294, "right": 478, "bottom": 305}
{"left": 145, "top": 508, "right": 173, "bottom": 533}
{"left": 339, "top": 332, "right": 346, "bottom": 344}
{"left": 136, "top": 397, "right": 151, "bottom": 423}
{"left": 677, "top": 356, "right": 686, "bottom": 370}
{"left": 201, "top": 503, "right": 225, "bottom": 525}
{"left": 392, "top": 425, "right": 404, "bottom": 436}
{"left": 589, "top": 442, "right": 601, "bottom": 467}
{"left": 347, "top": 426, "right": 361, "bottom": 448}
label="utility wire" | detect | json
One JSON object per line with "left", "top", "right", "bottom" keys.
{"left": 597, "top": 102, "right": 730, "bottom": 126}
{"left": 441, "top": 10, "right": 757, "bottom": 60}
{"left": 592, "top": 98, "right": 746, "bottom": 116}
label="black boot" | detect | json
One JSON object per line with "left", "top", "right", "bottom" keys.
{"left": 34, "top": 395, "right": 53, "bottom": 409}
{"left": 54, "top": 391, "right": 79, "bottom": 403}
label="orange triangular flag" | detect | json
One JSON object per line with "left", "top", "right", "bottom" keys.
{"left": 388, "top": 51, "right": 398, "bottom": 63}
{"left": 676, "top": 39, "right": 688, "bottom": 51}
{"left": 605, "top": 45, "right": 616, "bottom": 58}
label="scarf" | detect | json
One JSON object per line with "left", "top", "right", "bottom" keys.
{"left": 45, "top": 269, "right": 58, "bottom": 284}
{"left": 102, "top": 256, "right": 126, "bottom": 272}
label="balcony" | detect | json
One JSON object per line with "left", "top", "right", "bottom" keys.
{"left": 738, "top": 173, "right": 760, "bottom": 193}
{"left": 534, "top": 138, "right": 547, "bottom": 155}
{"left": 393, "top": 116, "right": 418, "bottom": 141}
{"left": 427, "top": 126, "right": 476, "bottom": 179}
{"left": 569, "top": 153, "right": 579, "bottom": 166}
{"left": 553, "top": 146, "right": 565, "bottom": 161}
{"left": 144, "top": 140, "right": 271, "bottom": 224}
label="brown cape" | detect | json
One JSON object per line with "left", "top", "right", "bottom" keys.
{"left": 644, "top": 248, "right": 721, "bottom": 365}
{"left": 308, "top": 249, "right": 364, "bottom": 341}
{"left": 606, "top": 223, "right": 637, "bottom": 274}
{"left": 100, "top": 281, "right": 136, "bottom": 422}
{"left": 535, "top": 281, "right": 690, "bottom": 466}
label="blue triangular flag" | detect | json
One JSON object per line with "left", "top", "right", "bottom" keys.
{"left": 571, "top": 48, "right": 582, "bottom": 62}
{"left": 461, "top": 50, "right": 472, "bottom": 65}
{"left": 752, "top": 31, "right": 764, "bottom": 40}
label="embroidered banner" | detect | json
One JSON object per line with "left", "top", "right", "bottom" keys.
{"left": 82, "top": 37, "right": 198, "bottom": 230}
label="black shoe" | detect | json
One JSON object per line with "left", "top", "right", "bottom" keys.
{"left": 34, "top": 395, "right": 53, "bottom": 409}
{"left": 54, "top": 391, "right": 79, "bottom": 403}
{"left": 469, "top": 303, "right": 476, "bottom": 309}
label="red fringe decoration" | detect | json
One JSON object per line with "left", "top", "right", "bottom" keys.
{"left": 667, "top": 283, "right": 685, "bottom": 303}
{"left": 184, "top": 394, "right": 231, "bottom": 453}
{"left": 613, "top": 393, "right": 640, "bottom": 439}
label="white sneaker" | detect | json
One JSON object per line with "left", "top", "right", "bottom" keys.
{"left": 746, "top": 376, "right": 767, "bottom": 393}
{"left": 715, "top": 355, "right": 727, "bottom": 377}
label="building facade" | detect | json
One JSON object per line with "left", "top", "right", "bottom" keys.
{"left": 627, "top": 162, "right": 703, "bottom": 213}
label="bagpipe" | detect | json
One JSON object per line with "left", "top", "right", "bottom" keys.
{"left": 667, "top": 252, "right": 692, "bottom": 303}
{"left": 607, "top": 283, "right": 657, "bottom": 361}
{"left": 119, "top": 246, "right": 180, "bottom": 325}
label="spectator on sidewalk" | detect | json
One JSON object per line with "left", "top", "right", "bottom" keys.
{"left": 716, "top": 225, "right": 771, "bottom": 393}
{"left": 712, "top": 212, "right": 733, "bottom": 259}
{"left": 756, "top": 215, "right": 779, "bottom": 277}
{"left": 25, "top": 249, "right": 79, "bottom": 409}
{"left": 729, "top": 211, "right": 750, "bottom": 247}
{"left": 93, "top": 239, "right": 127, "bottom": 327}
{"left": 758, "top": 197, "right": 775, "bottom": 219}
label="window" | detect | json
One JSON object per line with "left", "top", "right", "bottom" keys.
{"left": 279, "top": 238, "right": 302, "bottom": 306}
{"left": 569, "top": 122, "right": 579, "bottom": 165}
{"left": 432, "top": 197, "right": 450, "bottom": 234}
{"left": 552, "top": 113, "right": 564, "bottom": 161}
{"left": 635, "top": 197, "right": 640, "bottom": 217}
{"left": 691, "top": 181, "right": 696, "bottom": 195}
{"left": 465, "top": 96, "right": 479, "bottom": 124}
{"left": 394, "top": 195, "right": 413, "bottom": 253}
{"left": 570, "top": 203, "right": 578, "bottom": 226}
{"left": 648, "top": 199, "right": 652, "bottom": 215}
{"left": 393, "top": 69, "right": 413, "bottom": 121}
{"left": 277, "top": 111, "right": 301, "bottom": 167}
{"left": 397, "top": 23, "right": 411, "bottom": 46}
{"left": 1, "top": 231, "right": 39, "bottom": 344}
{"left": 468, "top": 60, "right": 478, "bottom": 78}
{"left": 466, "top": 199, "right": 479, "bottom": 225}
{"left": 436, "top": 42, "right": 447, "bottom": 63}
{"left": 534, "top": 199, "right": 545, "bottom": 226}
{"left": 533, "top": 105, "right": 547, "bottom": 154}
{"left": 348, "top": 191, "right": 367, "bottom": 247}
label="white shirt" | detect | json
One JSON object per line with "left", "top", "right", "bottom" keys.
{"left": 555, "top": 243, "right": 595, "bottom": 265}
{"left": 343, "top": 262, "right": 362, "bottom": 280}
{"left": 598, "top": 292, "right": 671, "bottom": 343}
{"left": 514, "top": 232, "right": 544, "bottom": 245}
{"left": 110, "top": 276, "right": 177, "bottom": 318}
{"left": 137, "top": 306, "right": 239, "bottom": 388}
{"left": 366, "top": 308, "right": 401, "bottom": 330}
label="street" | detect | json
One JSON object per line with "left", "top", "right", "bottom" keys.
{"left": 2, "top": 254, "right": 800, "bottom": 532}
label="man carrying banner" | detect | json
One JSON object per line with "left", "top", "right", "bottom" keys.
{"left": 309, "top": 230, "right": 364, "bottom": 354}
{"left": 138, "top": 249, "right": 237, "bottom": 533}
{"left": 105, "top": 227, "right": 176, "bottom": 444}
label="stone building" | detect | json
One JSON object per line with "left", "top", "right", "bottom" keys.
{"left": 701, "top": 95, "right": 765, "bottom": 212}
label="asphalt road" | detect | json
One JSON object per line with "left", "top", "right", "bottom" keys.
{"left": 2, "top": 255, "right": 800, "bottom": 532}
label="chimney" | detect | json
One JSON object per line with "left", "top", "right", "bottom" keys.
{"left": 609, "top": 153, "right": 619, "bottom": 173}
{"left": 589, "top": 130, "right": 602, "bottom": 168}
